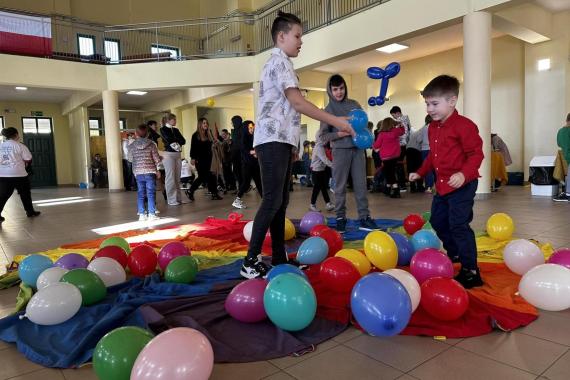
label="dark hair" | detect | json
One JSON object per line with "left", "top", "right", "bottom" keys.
{"left": 329, "top": 74, "right": 346, "bottom": 88}
{"left": 380, "top": 118, "right": 397, "bottom": 132}
{"left": 367, "top": 121, "right": 374, "bottom": 130}
{"left": 390, "top": 106, "right": 402, "bottom": 114}
{"left": 231, "top": 115, "right": 243, "bottom": 128}
{"left": 1, "top": 127, "right": 18, "bottom": 140}
{"left": 147, "top": 120, "right": 157, "bottom": 127}
{"left": 422, "top": 75, "right": 460, "bottom": 98}
{"left": 243, "top": 120, "right": 254, "bottom": 128}
{"left": 166, "top": 113, "right": 176, "bottom": 122}
{"left": 424, "top": 115, "right": 432, "bottom": 124}
{"left": 271, "top": 11, "right": 302, "bottom": 43}
{"left": 136, "top": 123, "right": 148, "bottom": 138}
{"left": 566, "top": 113, "right": 570, "bottom": 122}
{"left": 221, "top": 129, "right": 229, "bottom": 134}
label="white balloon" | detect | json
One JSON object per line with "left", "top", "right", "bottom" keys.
{"left": 243, "top": 221, "right": 254, "bottom": 242}
{"left": 87, "top": 257, "right": 126, "bottom": 287}
{"left": 22, "top": 283, "right": 82, "bottom": 325}
{"left": 503, "top": 239, "right": 544, "bottom": 275}
{"left": 519, "top": 264, "right": 570, "bottom": 311}
{"left": 383, "top": 268, "right": 421, "bottom": 312}
{"left": 36, "top": 267, "right": 68, "bottom": 290}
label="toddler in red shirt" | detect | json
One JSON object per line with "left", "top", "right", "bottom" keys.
{"left": 373, "top": 118, "right": 404, "bottom": 198}
{"left": 409, "top": 75, "right": 484, "bottom": 289}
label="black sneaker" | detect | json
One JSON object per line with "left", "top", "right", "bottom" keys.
{"left": 359, "top": 216, "right": 379, "bottom": 231}
{"left": 185, "top": 189, "right": 195, "bottom": 202}
{"left": 240, "top": 255, "right": 271, "bottom": 279}
{"left": 454, "top": 267, "right": 483, "bottom": 289}
{"left": 27, "top": 211, "right": 41, "bottom": 218}
{"left": 336, "top": 217, "right": 347, "bottom": 233}
{"left": 553, "top": 194, "right": 569, "bottom": 202}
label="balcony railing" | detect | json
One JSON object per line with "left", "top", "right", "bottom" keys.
{"left": 0, "top": 0, "right": 389, "bottom": 64}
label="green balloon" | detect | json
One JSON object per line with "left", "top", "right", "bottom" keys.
{"left": 61, "top": 269, "right": 107, "bottom": 305}
{"left": 93, "top": 326, "right": 154, "bottom": 380}
{"left": 422, "top": 221, "right": 434, "bottom": 230}
{"left": 164, "top": 256, "right": 198, "bottom": 283}
{"left": 100, "top": 237, "right": 131, "bottom": 254}
{"left": 422, "top": 211, "right": 431, "bottom": 222}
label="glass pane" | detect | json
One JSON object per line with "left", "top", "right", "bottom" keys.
{"left": 105, "top": 40, "right": 120, "bottom": 63}
{"left": 22, "top": 118, "right": 37, "bottom": 134}
{"left": 89, "top": 119, "right": 100, "bottom": 129}
{"left": 0, "top": 117, "right": 3, "bottom": 129}
{"left": 79, "top": 36, "right": 95, "bottom": 56}
{"left": 151, "top": 45, "right": 178, "bottom": 58}
{"left": 37, "top": 119, "right": 51, "bottom": 134}
{"left": 119, "top": 119, "right": 126, "bottom": 129}
{"left": 90, "top": 129, "right": 101, "bottom": 137}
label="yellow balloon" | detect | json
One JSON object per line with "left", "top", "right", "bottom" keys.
{"left": 206, "top": 98, "right": 215, "bottom": 107}
{"left": 335, "top": 249, "right": 371, "bottom": 276}
{"left": 363, "top": 231, "right": 398, "bottom": 270}
{"left": 486, "top": 213, "right": 514, "bottom": 241}
{"left": 284, "top": 218, "right": 296, "bottom": 240}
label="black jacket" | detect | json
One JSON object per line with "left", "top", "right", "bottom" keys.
{"left": 160, "top": 126, "right": 186, "bottom": 152}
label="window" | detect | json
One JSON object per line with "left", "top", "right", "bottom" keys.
{"left": 89, "top": 117, "right": 103, "bottom": 136}
{"left": 22, "top": 117, "right": 53, "bottom": 134}
{"left": 151, "top": 44, "right": 179, "bottom": 59}
{"left": 0, "top": 116, "right": 3, "bottom": 130}
{"left": 119, "top": 118, "right": 127, "bottom": 130}
{"left": 78, "top": 34, "right": 95, "bottom": 56}
{"left": 104, "top": 38, "right": 120, "bottom": 63}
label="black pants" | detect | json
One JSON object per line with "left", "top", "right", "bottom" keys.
{"left": 223, "top": 162, "right": 236, "bottom": 190}
{"left": 237, "top": 160, "right": 262, "bottom": 198}
{"left": 431, "top": 180, "right": 478, "bottom": 270}
{"left": 382, "top": 157, "right": 398, "bottom": 185}
{"left": 232, "top": 153, "right": 242, "bottom": 190}
{"left": 122, "top": 159, "right": 136, "bottom": 190}
{"left": 247, "top": 142, "right": 292, "bottom": 265}
{"left": 189, "top": 162, "right": 217, "bottom": 194}
{"left": 396, "top": 146, "right": 407, "bottom": 186}
{"left": 0, "top": 176, "right": 35, "bottom": 216}
{"left": 310, "top": 170, "right": 331, "bottom": 204}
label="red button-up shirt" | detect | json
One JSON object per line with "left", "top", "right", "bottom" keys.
{"left": 417, "top": 110, "right": 484, "bottom": 196}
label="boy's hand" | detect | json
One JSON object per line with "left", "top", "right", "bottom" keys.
{"left": 338, "top": 131, "right": 351, "bottom": 138}
{"left": 448, "top": 172, "right": 465, "bottom": 188}
{"left": 409, "top": 173, "right": 421, "bottom": 182}
{"left": 338, "top": 117, "right": 356, "bottom": 137}
{"left": 156, "top": 171, "right": 161, "bottom": 179}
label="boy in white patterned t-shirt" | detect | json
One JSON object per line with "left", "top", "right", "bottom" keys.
{"left": 241, "top": 11, "right": 355, "bottom": 279}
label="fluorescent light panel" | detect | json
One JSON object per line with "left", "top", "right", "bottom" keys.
{"left": 376, "top": 43, "right": 409, "bottom": 54}
{"left": 537, "top": 58, "right": 551, "bottom": 71}
{"left": 126, "top": 90, "right": 148, "bottom": 96}
{"left": 15, "top": 86, "right": 28, "bottom": 91}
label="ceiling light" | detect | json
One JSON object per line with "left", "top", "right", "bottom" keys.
{"left": 376, "top": 43, "right": 409, "bottom": 54}
{"left": 15, "top": 86, "right": 27, "bottom": 91}
{"left": 249, "top": 88, "right": 255, "bottom": 92}
{"left": 537, "top": 58, "right": 551, "bottom": 71}
{"left": 126, "top": 90, "right": 147, "bottom": 96}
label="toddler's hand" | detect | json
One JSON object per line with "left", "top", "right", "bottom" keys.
{"left": 448, "top": 172, "right": 465, "bottom": 188}
{"left": 409, "top": 173, "right": 421, "bottom": 182}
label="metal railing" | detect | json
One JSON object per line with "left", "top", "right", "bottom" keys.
{"left": 0, "top": 0, "right": 388, "bottom": 64}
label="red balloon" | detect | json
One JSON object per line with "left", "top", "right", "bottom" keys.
{"left": 92, "top": 246, "right": 128, "bottom": 268}
{"left": 128, "top": 244, "right": 158, "bottom": 277}
{"left": 420, "top": 277, "right": 469, "bottom": 321}
{"left": 310, "top": 225, "right": 330, "bottom": 237}
{"left": 319, "top": 229, "right": 343, "bottom": 256}
{"left": 404, "top": 214, "right": 425, "bottom": 235}
{"left": 320, "top": 257, "right": 361, "bottom": 292}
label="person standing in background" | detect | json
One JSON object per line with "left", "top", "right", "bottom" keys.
{"left": 160, "top": 113, "right": 186, "bottom": 206}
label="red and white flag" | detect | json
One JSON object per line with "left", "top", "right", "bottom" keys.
{"left": 0, "top": 11, "right": 52, "bottom": 57}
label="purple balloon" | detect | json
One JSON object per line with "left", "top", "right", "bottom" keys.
{"left": 158, "top": 242, "right": 190, "bottom": 271}
{"left": 388, "top": 232, "right": 414, "bottom": 266}
{"left": 55, "top": 253, "right": 89, "bottom": 270}
{"left": 410, "top": 248, "right": 454, "bottom": 284}
{"left": 299, "top": 212, "right": 325, "bottom": 234}
{"left": 225, "top": 279, "right": 268, "bottom": 323}
{"left": 547, "top": 248, "right": 570, "bottom": 269}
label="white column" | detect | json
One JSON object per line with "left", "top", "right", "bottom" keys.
{"left": 463, "top": 11, "right": 492, "bottom": 197}
{"left": 102, "top": 90, "right": 124, "bottom": 191}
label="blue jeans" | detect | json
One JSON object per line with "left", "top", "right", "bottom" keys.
{"left": 431, "top": 180, "right": 478, "bottom": 270}
{"left": 421, "top": 150, "right": 435, "bottom": 187}
{"left": 136, "top": 174, "right": 156, "bottom": 214}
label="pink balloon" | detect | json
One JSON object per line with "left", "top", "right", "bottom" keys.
{"left": 131, "top": 327, "right": 213, "bottom": 380}
{"left": 225, "top": 279, "right": 268, "bottom": 323}
{"left": 410, "top": 248, "right": 454, "bottom": 284}
{"left": 158, "top": 242, "right": 190, "bottom": 271}
{"left": 548, "top": 248, "right": 570, "bottom": 269}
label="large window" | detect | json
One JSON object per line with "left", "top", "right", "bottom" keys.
{"left": 151, "top": 44, "right": 179, "bottom": 59}
{"left": 104, "top": 38, "right": 120, "bottom": 63}
{"left": 89, "top": 117, "right": 103, "bottom": 136}
{"left": 22, "top": 117, "right": 52, "bottom": 134}
{"left": 119, "top": 118, "right": 127, "bottom": 130}
{"left": 0, "top": 116, "right": 3, "bottom": 130}
{"left": 78, "top": 34, "right": 95, "bottom": 56}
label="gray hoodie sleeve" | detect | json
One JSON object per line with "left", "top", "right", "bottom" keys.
{"left": 318, "top": 121, "right": 341, "bottom": 144}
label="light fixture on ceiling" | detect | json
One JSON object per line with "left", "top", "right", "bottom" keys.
{"left": 126, "top": 90, "right": 148, "bottom": 96}
{"left": 15, "top": 86, "right": 28, "bottom": 91}
{"left": 537, "top": 58, "right": 551, "bottom": 71}
{"left": 376, "top": 43, "right": 409, "bottom": 54}
{"left": 249, "top": 88, "right": 255, "bottom": 92}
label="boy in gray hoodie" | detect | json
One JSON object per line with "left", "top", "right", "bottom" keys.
{"left": 318, "top": 74, "right": 379, "bottom": 232}
{"left": 128, "top": 124, "right": 162, "bottom": 221}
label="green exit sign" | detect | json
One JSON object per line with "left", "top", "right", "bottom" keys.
{"left": 31, "top": 111, "right": 43, "bottom": 116}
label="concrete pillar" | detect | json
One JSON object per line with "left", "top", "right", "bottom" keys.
{"left": 102, "top": 90, "right": 124, "bottom": 191}
{"left": 463, "top": 11, "right": 492, "bottom": 197}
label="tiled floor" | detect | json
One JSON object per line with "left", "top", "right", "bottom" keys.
{"left": 0, "top": 185, "right": 569, "bottom": 380}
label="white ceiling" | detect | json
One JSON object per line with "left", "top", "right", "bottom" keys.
{"left": 316, "top": 24, "right": 504, "bottom": 75}
{"left": 535, "top": 0, "right": 570, "bottom": 12}
{"left": 0, "top": 85, "right": 74, "bottom": 103}
{"left": 91, "top": 90, "right": 182, "bottom": 109}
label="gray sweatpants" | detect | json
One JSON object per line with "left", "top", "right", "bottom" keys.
{"left": 332, "top": 148, "right": 370, "bottom": 219}
{"left": 162, "top": 151, "right": 182, "bottom": 204}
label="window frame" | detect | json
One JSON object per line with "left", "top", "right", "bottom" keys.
{"left": 77, "top": 33, "right": 96, "bottom": 57}
{"left": 88, "top": 117, "right": 104, "bottom": 137}
{"left": 150, "top": 43, "right": 180, "bottom": 59}
{"left": 104, "top": 38, "right": 121, "bottom": 63}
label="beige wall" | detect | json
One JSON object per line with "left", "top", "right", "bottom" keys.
{"left": 1, "top": 101, "right": 73, "bottom": 185}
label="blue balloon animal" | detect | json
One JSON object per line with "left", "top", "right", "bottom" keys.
{"left": 367, "top": 62, "right": 401, "bottom": 107}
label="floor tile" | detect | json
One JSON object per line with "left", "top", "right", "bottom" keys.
{"left": 285, "top": 345, "right": 403, "bottom": 380}
{"left": 541, "top": 349, "right": 570, "bottom": 380}
{"left": 269, "top": 339, "right": 339, "bottom": 369}
{"left": 262, "top": 371, "right": 297, "bottom": 380}
{"left": 518, "top": 312, "right": 570, "bottom": 346}
{"left": 0, "top": 346, "right": 44, "bottom": 379}
{"left": 456, "top": 331, "right": 567, "bottom": 374}
{"left": 331, "top": 326, "right": 362, "bottom": 343}
{"left": 7, "top": 368, "right": 65, "bottom": 380}
{"left": 345, "top": 334, "right": 450, "bottom": 372}
{"left": 60, "top": 365, "right": 98, "bottom": 380}
{"left": 210, "top": 361, "right": 280, "bottom": 380}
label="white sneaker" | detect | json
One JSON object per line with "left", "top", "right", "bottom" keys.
{"left": 138, "top": 213, "right": 147, "bottom": 221}
{"left": 309, "top": 204, "right": 320, "bottom": 212}
{"left": 168, "top": 201, "right": 181, "bottom": 206}
{"left": 180, "top": 199, "right": 190, "bottom": 204}
{"left": 326, "top": 202, "right": 335, "bottom": 211}
{"left": 232, "top": 197, "right": 246, "bottom": 209}
{"left": 155, "top": 210, "right": 160, "bottom": 215}
{"left": 147, "top": 213, "right": 159, "bottom": 221}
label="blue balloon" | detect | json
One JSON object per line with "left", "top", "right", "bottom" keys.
{"left": 264, "top": 273, "right": 317, "bottom": 331}
{"left": 388, "top": 232, "right": 414, "bottom": 266}
{"left": 348, "top": 109, "right": 368, "bottom": 132}
{"left": 367, "top": 62, "right": 401, "bottom": 108}
{"left": 297, "top": 237, "right": 329, "bottom": 265}
{"left": 351, "top": 273, "right": 412, "bottom": 336}
{"left": 352, "top": 130, "right": 374, "bottom": 150}
{"left": 267, "top": 263, "right": 308, "bottom": 282}
{"left": 366, "top": 66, "right": 385, "bottom": 80}
{"left": 19, "top": 254, "right": 53, "bottom": 287}
{"left": 384, "top": 62, "right": 401, "bottom": 78}
{"left": 410, "top": 229, "right": 442, "bottom": 252}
